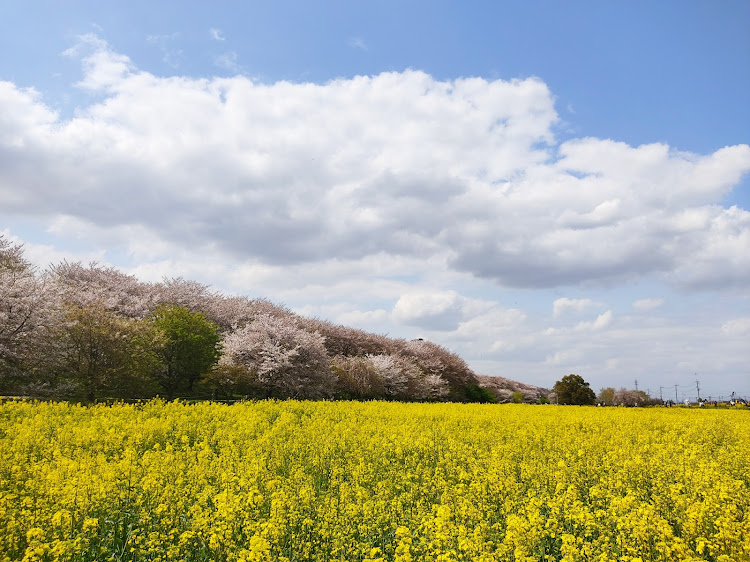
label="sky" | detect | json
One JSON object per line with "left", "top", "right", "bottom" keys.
{"left": 1, "top": 0, "right": 749, "bottom": 400}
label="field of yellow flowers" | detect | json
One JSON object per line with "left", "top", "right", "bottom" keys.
{"left": 1, "top": 400, "right": 748, "bottom": 562}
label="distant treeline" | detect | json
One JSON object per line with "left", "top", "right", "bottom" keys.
{"left": 2, "top": 236, "right": 508, "bottom": 403}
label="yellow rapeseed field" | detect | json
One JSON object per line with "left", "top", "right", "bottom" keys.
{"left": 1, "top": 400, "right": 748, "bottom": 562}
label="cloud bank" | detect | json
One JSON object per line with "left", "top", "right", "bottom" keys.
{"left": 2, "top": 36, "right": 749, "bottom": 293}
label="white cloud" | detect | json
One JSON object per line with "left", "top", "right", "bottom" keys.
{"left": 668, "top": 206, "right": 750, "bottom": 290}
{"left": 545, "top": 348, "right": 585, "bottom": 366}
{"left": 61, "top": 33, "right": 135, "bottom": 90}
{"left": 573, "top": 310, "right": 613, "bottom": 332}
{"left": 337, "top": 308, "right": 389, "bottom": 328}
{"left": 393, "top": 290, "right": 467, "bottom": 331}
{"left": 214, "top": 51, "right": 242, "bottom": 73}
{"left": 592, "top": 310, "right": 613, "bottom": 330}
{"left": 60, "top": 32, "right": 107, "bottom": 58}
{"left": 553, "top": 298, "right": 603, "bottom": 318}
{"left": 0, "top": 229, "right": 105, "bottom": 268}
{"left": 722, "top": 317, "right": 750, "bottom": 336}
{"left": 5, "top": 38, "right": 749, "bottom": 294}
{"left": 210, "top": 28, "right": 226, "bottom": 41}
{"left": 605, "top": 358, "right": 619, "bottom": 370}
{"left": 633, "top": 298, "right": 664, "bottom": 311}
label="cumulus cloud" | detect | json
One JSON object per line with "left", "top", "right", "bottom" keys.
{"left": 575, "top": 310, "right": 613, "bottom": 331}
{"left": 61, "top": 33, "right": 135, "bottom": 90}
{"left": 667, "top": 206, "right": 750, "bottom": 290}
{"left": 1, "top": 34, "right": 749, "bottom": 327}
{"left": 393, "top": 290, "right": 468, "bottom": 331}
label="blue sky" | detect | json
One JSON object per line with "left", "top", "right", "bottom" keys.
{"left": 2, "top": 0, "right": 749, "bottom": 398}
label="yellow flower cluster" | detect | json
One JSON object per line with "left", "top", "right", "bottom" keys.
{"left": 0, "top": 400, "right": 748, "bottom": 561}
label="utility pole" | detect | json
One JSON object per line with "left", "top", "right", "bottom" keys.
{"left": 659, "top": 386, "right": 664, "bottom": 401}
{"left": 696, "top": 377, "right": 701, "bottom": 402}
{"left": 674, "top": 384, "right": 678, "bottom": 402}
{"left": 635, "top": 379, "right": 639, "bottom": 392}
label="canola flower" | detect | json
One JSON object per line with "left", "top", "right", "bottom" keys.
{"left": 0, "top": 400, "right": 748, "bottom": 561}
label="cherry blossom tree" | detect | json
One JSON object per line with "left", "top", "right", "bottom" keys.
{"left": 330, "top": 354, "right": 378, "bottom": 398}
{"left": 150, "top": 277, "right": 218, "bottom": 316}
{"left": 613, "top": 388, "right": 652, "bottom": 407}
{"left": 300, "top": 317, "right": 394, "bottom": 357}
{"left": 0, "top": 237, "right": 62, "bottom": 393}
{"left": 48, "top": 261, "right": 154, "bottom": 318}
{"left": 366, "top": 354, "right": 415, "bottom": 398}
{"left": 330, "top": 352, "right": 448, "bottom": 401}
{"left": 399, "top": 339, "right": 474, "bottom": 400}
{"left": 2, "top": 239, "right": 485, "bottom": 402}
{"left": 204, "top": 295, "right": 292, "bottom": 333}
{"left": 221, "top": 313, "right": 334, "bottom": 399}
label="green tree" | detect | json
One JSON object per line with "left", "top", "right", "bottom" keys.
{"left": 598, "top": 387, "right": 616, "bottom": 406}
{"left": 463, "top": 384, "right": 498, "bottom": 404}
{"left": 203, "top": 363, "right": 262, "bottom": 400}
{"left": 150, "top": 305, "right": 221, "bottom": 399}
{"left": 553, "top": 374, "right": 596, "bottom": 405}
{"left": 57, "top": 302, "right": 158, "bottom": 401}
